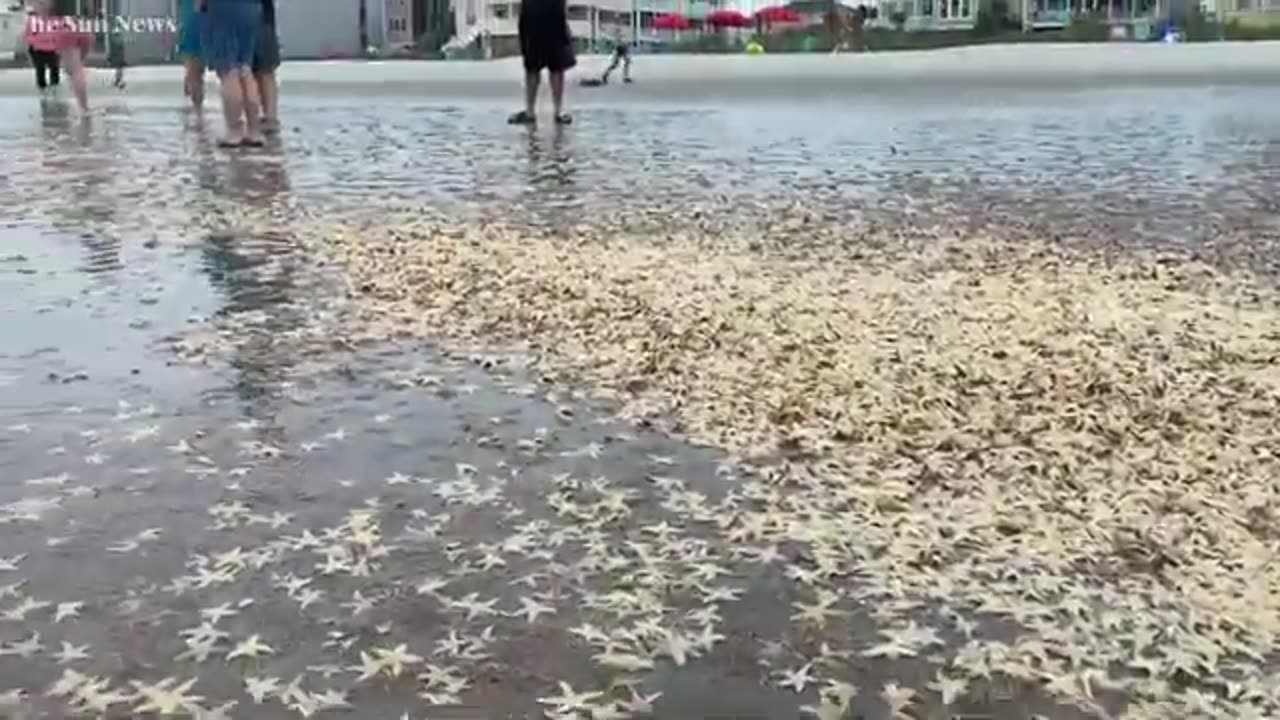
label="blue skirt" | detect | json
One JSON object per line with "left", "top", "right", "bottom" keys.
{"left": 178, "top": 0, "right": 202, "bottom": 58}
{"left": 199, "top": 0, "right": 261, "bottom": 74}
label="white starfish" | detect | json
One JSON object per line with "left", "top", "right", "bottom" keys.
{"left": 72, "top": 679, "right": 133, "bottom": 713}
{"left": 775, "top": 662, "right": 815, "bottom": 693}
{"left": 2, "top": 596, "right": 51, "bottom": 621}
{"left": 227, "top": 635, "right": 274, "bottom": 661}
{"left": 53, "top": 601, "right": 83, "bottom": 623}
{"left": 0, "top": 632, "right": 43, "bottom": 658}
{"left": 200, "top": 602, "right": 238, "bottom": 624}
{"left": 85, "top": 452, "right": 107, "bottom": 465}
{"left": 26, "top": 473, "right": 70, "bottom": 487}
{"left": 47, "top": 669, "right": 90, "bottom": 697}
{"left": 130, "top": 677, "right": 203, "bottom": 715}
{"left": 515, "top": 596, "right": 555, "bottom": 623}
{"left": 881, "top": 682, "right": 917, "bottom": 717}
{"left": 125, "top": 425, "right": 161, "bottom": 443}
{"left": 538, "top": 682, "right": 604, "bottom": 715}
{"left": 54, "top": 641, "right": 91, "bottom": 664}
{"left": 0, "top": 688, "right": 26, "bottom": 707}
{"left": 244, "top": 676, "right": 280, "bottom": 703}
{"left": 340, "top": 591, "right": 377, "bottom": 615}
{"left": 450, "top": 593, "right": 498, "bottom": 621}
{"left": 0, "top": 555, "right": 26, "bottom": 572}
{"left": 324, "top": 428, "right": 347, "bottom": 441}
{"left": 371, "top": 644, "right": 423, "bottom": 678}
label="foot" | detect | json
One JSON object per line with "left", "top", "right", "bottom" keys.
{"left": 624, "top": 77, "right": 633, "bottom": 83}
{"left": 507, "top": 110, "right": 535, "bottom": 125}
{"left": 243, "top": 135, "right": 266, "bottom": 147}
{"left": 261, "top": 118, "right": 280, "bottom": 134}
{"left": 554, "top": 112, "right": 572, "bottom": 125}
{"left": 217, "top": 137, "right": 246, "bottom": 148}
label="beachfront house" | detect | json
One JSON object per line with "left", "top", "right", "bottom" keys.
{"left": 447, "top": 0, "right": 727, "bottom": 57}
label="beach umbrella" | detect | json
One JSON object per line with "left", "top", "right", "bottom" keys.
{"left": 755, "top": 5, "right": 802, "bottom": 22}
{"left": 652, "top": 13, "right": 694, "bottom": 30}
{"left": 706, "top": 9, "right": 752, "bottom": 27}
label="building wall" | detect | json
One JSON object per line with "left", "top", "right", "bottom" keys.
{"left": 276, "top": 0, "right": 364, "bottom": 57}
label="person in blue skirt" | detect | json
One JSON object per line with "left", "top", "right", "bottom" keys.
{"left": 178, "top": 0, "right": 205, "bottom": 108}
{"left": 198, "top": 0, "right": 264, "bottom": 147}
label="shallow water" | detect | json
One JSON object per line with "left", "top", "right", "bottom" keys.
{"left": 1, "top": 78, "right": 1279, "bottom": 719}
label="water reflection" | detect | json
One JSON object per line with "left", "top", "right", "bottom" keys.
{"left": 199, "top": 154, "right": 298, "bottom": 432}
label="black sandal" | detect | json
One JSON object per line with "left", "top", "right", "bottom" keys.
{"left": 243, "top": 136, "right": 266, "bottom": 148}
{"left": 216, "top": 138, "right": 245, "bottom": 148}
{"left": 554, "top": 113, "right": 572, "bottom": 125}
{"left": 507, "top": 110, "right": 535, "bottom": 126}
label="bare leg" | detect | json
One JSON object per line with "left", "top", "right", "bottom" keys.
{"left": 602, "top": 54, "right": 619, "bottom": 81}
{"left": 549, "top": 70, "right": 565, "bottom": 117}
{"left": 184, "top": 56, "right": 205, "bottom": 108}
{"left": 623, "top": 54, "right": 631, "bottom": 81}
{"left": 59, "top": 47, "right": 89, "bottom": 113}
{"left": 524, "top": 70, "right": 540, "bottom": 116}
{"left": 255, "top": 71, "right": 278, "bottom": 125}
{"left": 217, "top": 67, "right": 246, "bottom": 143}
{"left": 239, "top": 68, "right": 264, "bottom": 142}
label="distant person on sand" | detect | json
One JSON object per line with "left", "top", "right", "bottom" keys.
{"left": 24, "top": 0, "right": 60, "bottom": 94}
{"left": 252, "top": 0, "right": 280, "bottom": 131}
{"left": 600, "top": 28, "right": 631, "bottom": 84}
{"left": 198, "top": 0, "right": 266, "bottom": 147}
{"left": 178, "top": 0, "right": 205, "bottom": 108}
{"left": 508, "top": 0, "right": 574, "bottom": 126}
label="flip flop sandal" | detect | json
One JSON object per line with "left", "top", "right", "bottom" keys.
{"left": 507, "top": 110, "right": 535, "bottom": 125}
{"left": 243, "top": 137, "right": 266, "bottom": 148}
{"left": 216, "top": 138, "right": 245, "bottom": 149}
{"left": 554, "top": 113, "right": 573, "bottom": 125}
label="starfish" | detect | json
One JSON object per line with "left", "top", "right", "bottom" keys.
{"left": 928, "top": 671, "right": 968, "bottom": 705}
{"left": 450, "top": 593, "right": 498, "bottom": 621}
{"left": 200, "top": 602, "right": 238, "bottom": 624}
{"left": 54, "top": 641, "right": 91, "bottom": 664}
{"left": 0, "top": 632, "right": 43, "bottom": 658}
{"left": 324, "top": 428, "right": 347, "bottom": 441}
{"left": 620, "top": 688, "right": 662, "bottom": 714}
{"left": 881, "top": 682, "right": 916, "bottom": 717}
{"left": 296, "top": 588, "right": 324, "bottom": 610}
{"left": 594, "top": 650, "right": 654, "bottom": 673}
{"left": 125, "top": 425, "right": 161, "bottom": 443}
{"left": 352, "top": 651, "right": 386, "bottom": 683}
{"left": 47, "top": 668, "right": 90, "bottom": 697}
{"left": 0, "top": 555, "right": 26, "bottom": 572}
{"left": 415, "top": 576, "right": 450, "bottom": 596}
{"left": 341, "top": 591, "right": 377, "bottom": 615}
{"left": 71, "top": 679, "right": 132, "bottom": 713}
{"left": 0, "top": 582, "right": 23, "bottom": 599}
{"left": 244, "top": 676, "right": 280, "bottom": 703}
{"left": 314, "top": 688, "right": 350, "bottom": 709}
{"left": 26, "top": 473, "right": 70, "bottom": 487}
{"left": 0, "top": 689, "right": 26, "bottom": 707}
{"left": 2, "top": 595, "right": 51, "bottom": 621}
{"left": 775, "top": 662, "right": 815, "bottom": 693}
{"left": 371, "top": 644, "right": 423, "bottom": 678}
{"left": 227, "top": 635, "right": 274, "bottom": 661}
{"left": 53, "top": 601, "right": 84, "bottom": 623}
{"left": 85, "top": 452, "right": 107, "bottom": 465}
{"left": 130, "top": 677, "right": 204, "bottom": 715}
{"left": 538, "top": 682, "right": 604, "bottom": 715}
{"left": 515, "top": 596, "right": 556, "bottom": 623}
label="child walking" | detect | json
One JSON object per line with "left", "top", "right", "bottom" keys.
{"left": 25, "top": 0, "right": 61, "bottom": 93}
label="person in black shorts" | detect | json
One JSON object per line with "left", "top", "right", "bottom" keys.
{"left": 253, "top": 0, "right": 281, "bottom": 131}
{"left": 601, "top": 29, "right": 630, "bottom": 84}
{"left": 508, "top": 0, "right": 575, "bottom": 126}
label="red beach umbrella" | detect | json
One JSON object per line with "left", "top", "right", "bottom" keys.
{"left": 652, "top": 13, "right": 694, "bottom": 30}
{"left": 706, "top": 9, "right": 752, "bottom": 27}
{"left": 755, "top": 5, "right": 801, "bottom": 22}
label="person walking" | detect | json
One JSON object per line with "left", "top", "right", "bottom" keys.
{"left": 178, "top": 0, "right": 206, "bottom": 108}
{"left": 48, "top": 0, "right": 92, "bottom": 113}
{"left": 508, "top": 0, "right": 574, "bottom": 126}
{"left": 198, "top": 0, "right": 265, "bottom": 147}
{"left": 24, "top": 0, "right": 61, "bottom": 94}
{"left": 252, "top": 0, "right": 280, "bottom": 131}
{"left": 600, "top": 28, "right": 631, "bottom": 85}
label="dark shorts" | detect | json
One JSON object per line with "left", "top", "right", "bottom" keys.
{"left": 518, "top": 12, "right": 575, "bottom": 73}
{"left": 252, "top": 23, "right": 280, "bottom": 73}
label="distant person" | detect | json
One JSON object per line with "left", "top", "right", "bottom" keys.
{"left": 252, "top": 0, "right": 280, "bottom": 131}
{"left": 178, "top": 0, "right": 205, "bottom": 108}
{"left": 601, "top": 28, "right": 631, "bottom": 84}
{"left": 107, "top": 27, "right": 126, "bottom": 89}
{"left": 198, "top": 0, "right": 266, "bottom": 147}
{"left": 509, "top": 0, "right": 575, "bottom": 126}
{"left": 24, "top": 0, "right": 60, "bottom": 94}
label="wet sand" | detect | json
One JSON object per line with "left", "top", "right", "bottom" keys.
{"left": 1, "top": 60, "right": 1279, "bottom": 719}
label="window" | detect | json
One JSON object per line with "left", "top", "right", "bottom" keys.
{"left": 1236, "top": 0, "right": 1251, "bottom": 10}
{"left": 920, "top": 0, "right": 933, "bottom": 17}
